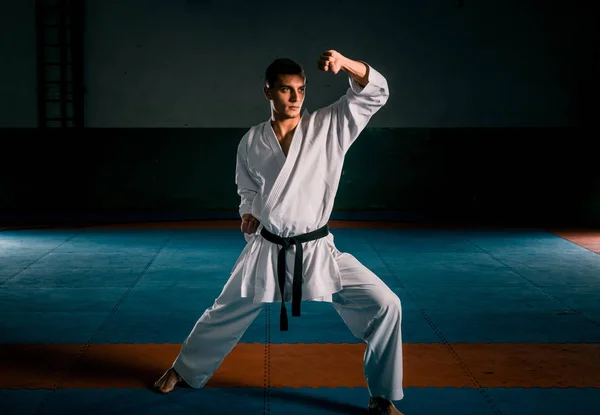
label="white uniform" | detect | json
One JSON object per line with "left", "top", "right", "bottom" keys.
{"left": 173, "top": 63, "right": 404, "bottom": 401}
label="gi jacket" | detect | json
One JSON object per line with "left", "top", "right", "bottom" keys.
{"left": 233, "top": 63, "right": 389, "bottom": 304}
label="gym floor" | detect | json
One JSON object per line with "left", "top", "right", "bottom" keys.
{"left": 1, "top": 221, "right": 599, "bottom": 414}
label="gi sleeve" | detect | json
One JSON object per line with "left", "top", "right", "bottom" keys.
{"left": 235, "top": 134, "right": 259, "bottom": 218}
{"left": 334, "top": 63, "right": 389, "bottom": 152}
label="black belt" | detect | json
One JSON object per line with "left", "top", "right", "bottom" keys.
{"left": 260, "top": 224, "right": 329, "bottom": 331}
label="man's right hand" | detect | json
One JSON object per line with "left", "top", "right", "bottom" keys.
{"left": 241, "top": 214, "right": 260, "bottom": 235}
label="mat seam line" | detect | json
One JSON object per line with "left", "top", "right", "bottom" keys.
{"left": 32, "top": 236, "right": 171, "bottom": 415}
{"left": 264, "top": 303, "right": 271, "bottom": 415}
{"left": 464, "top": 237, "right": 600, "bottom": 329}
{"left": 0, "top": 233, "right": 78, "bottom": 288}
{"left": 368, "top": 237, "right": 504, "bottom": 415}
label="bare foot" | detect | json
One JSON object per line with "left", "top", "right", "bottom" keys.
{"left": 153, "top": 368, "right": 184, "bottom": 393}
{"left": 368, "top": 397, "right": 404, "bottom": 415}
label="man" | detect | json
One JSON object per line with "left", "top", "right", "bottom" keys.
{"left": 154, "top": 50, "right": 404, "bottom": 415}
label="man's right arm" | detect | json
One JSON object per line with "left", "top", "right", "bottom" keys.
{"left": 235, "top": 135, "right": 260, "bottom": 234}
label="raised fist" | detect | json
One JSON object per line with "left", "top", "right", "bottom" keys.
{"left": 317, "top": 50, "right": 346, "bottom": 74}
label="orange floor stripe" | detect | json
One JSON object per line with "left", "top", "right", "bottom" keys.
{"left": 268, "top": 343, "right": 475, "bottom": 388}
{"left": 553, "top": 230, "right": 600, "bottom": 254}
{"left": 452, "top": 343, "right": 600, "bottom": 388}
{"left": 9, "top": 220, "right": 592, "bottom": 231}
{"left": 1, "top": 343, "right": 599, "bottom": 390}
{"left": 0, "top": 344, "right": 82, "bottom": 389}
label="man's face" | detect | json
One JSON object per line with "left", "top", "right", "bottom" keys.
{"left": 265, "top": 74, "right": 306, "bottom": 119}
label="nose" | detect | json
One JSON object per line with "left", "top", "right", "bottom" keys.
{"left": 290, "top": 91, "right": 298, "bottom": 102}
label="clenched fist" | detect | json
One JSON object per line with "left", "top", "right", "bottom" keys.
{"left": 317, "top": 50, "right": 347, "bottom": 74}
{"left": 241, "top": 213, "right": 260, "bottom": 235}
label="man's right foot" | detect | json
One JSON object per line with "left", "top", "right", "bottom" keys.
{"left": 153, "top": 368, "right": 184, "bottom": 393}
{"left": 368, "top": 397, "right": 404, "bottom": 415}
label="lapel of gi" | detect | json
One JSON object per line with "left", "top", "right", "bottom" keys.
{"left": 262, "top": 109, "right": 308, "bottom": 217}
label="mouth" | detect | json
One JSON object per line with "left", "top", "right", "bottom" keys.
{"left": 289, "top": 106, "right": 300, "bottom": 110}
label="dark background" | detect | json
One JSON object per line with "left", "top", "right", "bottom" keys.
{"left": 1, "top": 0, "right": 598, "bottom": 226}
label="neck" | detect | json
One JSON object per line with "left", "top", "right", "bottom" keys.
{"left": 270, "top": 113, "right": 301, "bottom": 134}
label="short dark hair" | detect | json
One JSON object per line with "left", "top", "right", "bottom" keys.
{"left": 264, "top": 58, "right": 305, "bottom": 88}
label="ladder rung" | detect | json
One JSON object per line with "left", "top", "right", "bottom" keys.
{"left": 47, "top": 81, "right": 73, "bottom": 84}
{"left": 47, "top": 117, "right": 74, "bottom": 121}
{"left": 44, "top": 44, "right": 71, "bottom": 47}
{"left": 45, "top": 62, "right": 72, "bottom": 66}
{"left": 46, "top": 99, "right": 73, "bottom": 102}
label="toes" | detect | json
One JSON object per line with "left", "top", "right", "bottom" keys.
{"left": 156, "top": 383, "right": 171, "bottom": 393}
{"left": 153, "top": 369, "right": 183, "bottom": 394}
{"left": 153, "top": 379, "right": 169, "bottom": 393}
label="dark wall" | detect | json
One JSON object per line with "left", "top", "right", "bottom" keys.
{"left": 0, "top": 0, "right": 36, "bottom": 127}
{"left": 0, "top": 0, "right": 598, "bottom": 225}
{"left": 2, "top": 0, "right": 598, "bottom": 128}
{"left": 1, "top": 127, "right": 597, "bottom": 226}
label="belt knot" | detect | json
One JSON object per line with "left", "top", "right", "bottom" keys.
{"left": 259, "top": 225, "right": 329, "bottom": 331}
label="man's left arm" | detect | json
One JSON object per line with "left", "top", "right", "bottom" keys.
{"left": 341, "top": 58, "right": 370, "bottom": 87}
{"left": 317, "top": 50, "right": 390, "bottom": 152}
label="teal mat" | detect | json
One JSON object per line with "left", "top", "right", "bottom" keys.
{"left": 1, "top": 227, "right": 600, "bottom": 415}
{"left": 1, "top": 228, "right": 599, "bottom": 345}
{"left": 4, "top": 388, "right": 600, "bottom": 415}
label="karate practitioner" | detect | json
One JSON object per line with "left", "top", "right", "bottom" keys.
{"left": 154, "top": 50, "right": 404, "bottom": 415}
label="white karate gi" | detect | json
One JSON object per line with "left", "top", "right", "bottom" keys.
{"left": 172, "top": 63, "right": 404, "bottom": 401}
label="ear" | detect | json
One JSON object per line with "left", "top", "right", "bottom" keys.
{"left": 263, "top": 85, "right": 272, "bottom": 100}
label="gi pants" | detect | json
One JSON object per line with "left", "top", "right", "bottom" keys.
{"left": 171, "top": 249, "right": 404, "bottom": 401}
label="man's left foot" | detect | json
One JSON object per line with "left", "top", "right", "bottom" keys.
{"left": 367, "top": 397, "right": 403, "bottom": 415}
